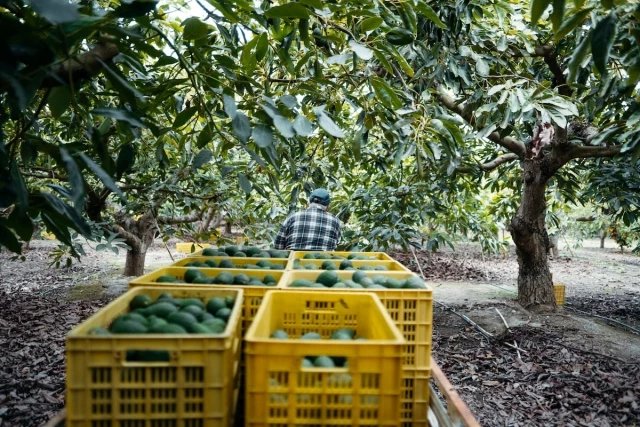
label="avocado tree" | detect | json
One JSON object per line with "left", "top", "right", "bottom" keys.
{"left": 404, "top": 0, "right": 640, "bottom": 307}
{"left": 2, "top": 0, "right": 639, "bottom": 307}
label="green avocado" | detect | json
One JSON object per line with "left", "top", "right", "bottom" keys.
{"left": 316, "top": 271, "right": 339, "bottom": 287}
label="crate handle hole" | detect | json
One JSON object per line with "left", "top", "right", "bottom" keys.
{"left": 123, "top": 350, "right": 172, "bottom": 364}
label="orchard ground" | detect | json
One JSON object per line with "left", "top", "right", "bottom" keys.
{"left": 1, "top": 239, "right": 638, "bottom": 426}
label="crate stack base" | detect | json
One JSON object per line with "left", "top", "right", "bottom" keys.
{"left": 244, "top": 291, "right": 406, "bottom": 426}
{"left": 66, "top": 287, "right": 243, "bottom": 427}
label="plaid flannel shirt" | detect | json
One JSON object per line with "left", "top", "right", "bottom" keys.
{"left": 274, "top": 204, "right": 342, "bottom": 251}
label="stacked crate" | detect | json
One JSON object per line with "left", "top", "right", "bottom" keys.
{"left": 66, "top": 286, "right": 244, "bottom": 427}
{"left": 282, "top": 251, "right": 433, "bottom": 427}
{"left": 67, "top": 244, "right": 432, "bottom": 426}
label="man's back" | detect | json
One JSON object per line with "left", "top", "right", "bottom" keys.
{"left": 274, "top": 204, "right": 342, "bottom": 251}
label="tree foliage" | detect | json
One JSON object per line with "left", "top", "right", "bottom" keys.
{"left": 0, "top": 0, "right": 639, "bottom": 297}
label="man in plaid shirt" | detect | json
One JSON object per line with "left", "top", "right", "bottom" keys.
{"left": 274, "top": 188, "right": 342, "bottom": 251}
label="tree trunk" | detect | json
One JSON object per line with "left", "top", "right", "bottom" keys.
{"left": 119, "top": 211, "right": 156, "bottom": 277}
{"left": 509, "top": 158, "right": 556, "bottom": 308}
{"left": 600, "top": 231, "right": 606, "bottom": 249}
{"left": 549, "top": 234, "right": 559, "bottom": 257}
{"left": 225, "top": 221, "right": 232, "bottom": 235}
{"left": 124, "top": 242, "right": 148, "bottom": 276}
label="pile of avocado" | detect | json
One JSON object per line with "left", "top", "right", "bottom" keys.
{"left": 301, "top": 252, "right": 376, "bottom": 260}
{"left": 201, "top": 246, "right": 289, "bottom": 259}
{"left": 184, "top": 259, "right": 285, "bottom": 270}
{"left": 87, "top": 292, "right": 236, "bottom": 336}
{"left": 156, "top": 268, "right": 278, "bottom": 287}
{"left": 269, "top": 328, "right": 364, "bottom": 368}
{"left": 289, "top": 270, "right": 426, "bottom": 289}
{"left": 293, "top": 259, "right": 388, "bottom": 271}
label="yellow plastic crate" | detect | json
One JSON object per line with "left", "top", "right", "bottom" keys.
{"left": 244, "top": 290, "right": 405, "bottom": 426}
{"left": 129, "top": 268, "right": 284, "bottom": 336}
{"left": 188, "top": 248, "right": 291, "bottom": 258}
{"left": 172, "top": 256, "right": 288, "bottom": 270}
{"left": 400, "top": 368, "right": 430, "bottom": 427}
{"left": 554, "top": 284, "right": 566, "bottom": 306}
{"left": 279, "top": 271, "right": 433, "bottom": 369}
{"left": 291, "top": 250, "right": 394, "bottom": 261}
{"left": 289, "top": 258, "right": 410, "bottom": 272}
{"left": 66, "top": 286, "right": 243, "bottom": 427}
{"left": 175, "top": 242, "right": 211, "bottom": 253}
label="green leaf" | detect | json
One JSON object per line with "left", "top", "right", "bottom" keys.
{"left": 77, "top": 153, "right": 126, "bottom": 202}
{"left": 29, "top": 0, "right": 79, "bottom": 24}
{"left": 530, "top": 0, "right": 552, "bottom": 26}
{"left": 314, "top": 108, "right": 345, "bottom": 138}
{"left": 416, "top": 2, "right": 447, "bottom": 29}
{"left": 116, "top": 144, "right": 135, "bottom": 179}
{"left": 183, "top": 17, "right": 210, "bottom": 40}
{"left": 173, "top": 106, "right": 198, "bottom": 129}
{"left": 554, "top": 7, "right": 593, "bottom": 40}
{"left": 370, "top": 77, "right": 402, "bottom": 110}
{"left": 224, "top": 95, "right": 237, "bottom": 118}
{"left": 241, "top": 36, "right": 260, "bottom": 73}
{"left": 92, "top": 108, "right": 146, "bottom": 128}
{"left": 390, "top": 46, "right": 414, "bottom": 77}
{"left": 373, "top": 49, "right": 394, "bottom": 75}
{"left": 265, "top": 3, "right": 310, "bottom": 19}
{"left": 299, "top": 0, "right": 323, "bottom": 9}
{"left": 8, "top": 160, "right": 27, "bottom": 215}
{"left": 361, "top": 16, "right": 383, "bottom": 32}
{"left": 48, "top": 86, "right": 71, "bottom": 118}
{"left": 115, "top": 0, "right": 157, "bottom": 18}
{"left": 273, "top": 116, "right": 295, "bottom": 138}
{"left": 591, "top": 13, "right": 616, "bottom": 77}
{"left": 6, "top": 208, "right": 34, "bottom": 242}
{"left": 255, "top": 33, "right": 269, "bottom": 61}
{"left": 41, "top": 212, "right": 72, "bottom": 246}
{"left": 550, "top": 0, "right": 566, "bottom": 31}
{"left": 99, "top": 59, "right": 145, "bottom": 105}
{"left": 293, "top": 115, "right": 313, "bottom": 136}
{"left": 0, "top": 222, "right": 21, "bottom": 253}
{"left": 197, "top": 125, "right": 213, "bottom": 149}
{"left": 279, "top": 95, "right": 298, "bottom": 109}
{"left": 600, "top": 0, "right": 614, "bottom": 9}
{"left": 252, "top": 125, "right": 273, "bottom": 148}
{"left": 348, "top": 40, "right": 373, "bottom": 60}
{"left": 60, "top": 148, "right": 85, "bottom": 210}
{"left": 238, "top": 173, "right": 253, "bottom": 193}
{"left": 232, "top": 112, "right": 252, "bottom": 143}
{"left": 476, "top": 58, "right": 490, "bottom": 76}
{"left": 262, "top": 105, "right": 295, "bottom": 138}
{"left": 568, "top": 32, "right": 592, "bottom": 82}
{"left": 192, "top": 149, "right": 213, "bottom": 169}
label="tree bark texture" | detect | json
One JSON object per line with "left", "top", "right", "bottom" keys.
{"left": 124, "top": 242, "right": 148, "bottom": 277}
{"left": 119, "top": 211, "right": 156, "bottom": 277}
{"left": 600, "top": 231, "right": 606, "bottom": 249}
{"left": 509, "top": 158, "right": 557, "bottom": 308}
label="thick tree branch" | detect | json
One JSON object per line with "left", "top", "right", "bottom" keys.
{"left": 511, "top": 45, "right": 555, "bottom": 58}
{"left": 22, "top": 172, "right": 68, "bottom": 181}
{"left": 575, "top": 216, "right": 596, "bottom": 222}
{"left": 108, "top": 224, "right": 141, "bottom": 247}
{"left": 436, "top": 86, "right": 526, "bottom": 157}
{"left": 457, "top": 153, "right": 520, "bottom": 173}
{"left": 157, "top": 211, "right": 204, "bottom": 225}
{"left": 566, "top": 145, "right": 623, "bottom": 159}
{"left": 198, "top": 207, "right": 218, "bottom": 233}
{"left": 41, "top": 42, "right": 119, "bottom": 88}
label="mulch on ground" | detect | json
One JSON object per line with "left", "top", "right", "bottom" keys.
{"left": 0, "top": 288, "right": 109, "bottom": 427}
{"left": 433, "top": 309, "right": 640, "bottom": 427}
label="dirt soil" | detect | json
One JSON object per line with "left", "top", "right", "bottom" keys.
{"left": 0, "top": 238, "right": 639, "bottom": 426}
